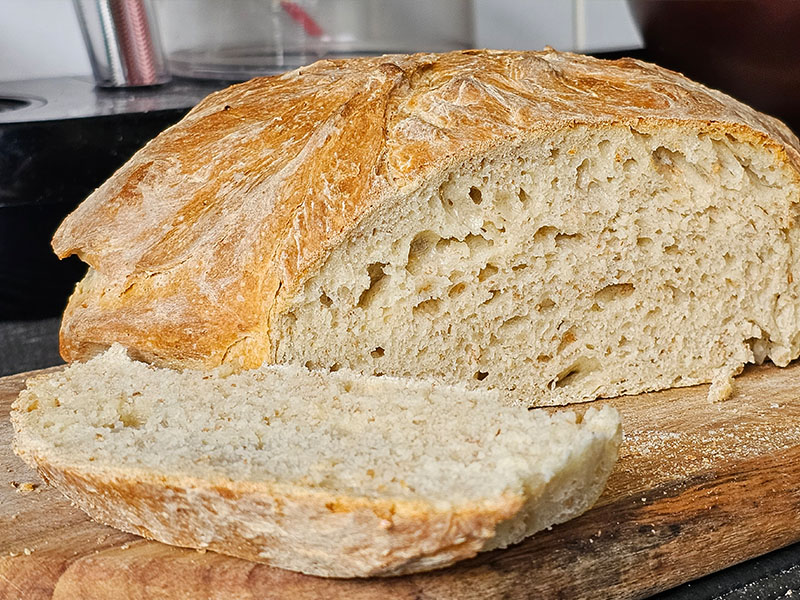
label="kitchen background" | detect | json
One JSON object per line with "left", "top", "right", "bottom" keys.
{"left": 3, "top": 2, "right": 800, "bottom": 598}
{"left": 0, "top": 0, "right": 642, "bottom": 81}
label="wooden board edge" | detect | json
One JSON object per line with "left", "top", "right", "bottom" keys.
{"left": 2, "top": 445, "right": 798, "bottom": 600}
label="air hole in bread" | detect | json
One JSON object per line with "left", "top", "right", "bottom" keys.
{"left": 557, "top": 328, "right": 577, "bottom": 353}
{"left": 747, "top": 334, "right": 770, "bottom": 363}
{"left": 407, "top": 231, "right": 439, "bottom": 274}
{"left": 552, "top": 357, "right": 600, "bottom": 389}
{"left": 594, "top": 283, "right": 635, "bottom": 304}
{"left": 357, "top": 263, "right": 387, "bottom": 309}
{"left": 533, "top": 226, "right": 558, "bottom": 244}
{"left": 538, "top": 298, "right": 555, "bottom": 311}
{"left": 478, "top": 263, "right": 498, "bottom": 282}
{"left": 555, "top": 232, "right": 581, "bottom": 246}
{"left": 413, "top": 298, "right": 441, "bottom": 316}
{"left": 576, "top": 158, "right": 592, "bottom": 189}
{"left": 553, "top": 366, "right": 579, "bottom": 389}
{"left": 622, "top": 157, "right": 637, "bottom": 174}
{"left": 498, "top": 314, "right": 526, "bottom": 334}
{"left": 653, "top": 146, "right": 685, "bottom": 176}
{"left": 481, "top": 289, "right": 501, "bottom": 306}
{"left": 653, "top": 146, "right": 675, "bottom": 165}
{"left": 665, "top": 284, "right": 685, "bottom": 302}
{"left": 319, "top": 292, "right": 333, "bottom": 308}
{"left": 119, "top": 410, "right": 142, "bottom": 428}
{"left": 461, "top": 233, "right": 492, "bottom": 253}
{"left": 482, "top": 221, "right": 505, "bottom": 235}
{"left": 370, "top": 347, "right": 385, "bottom": 358}
{"left": 448, "top": 282, "right": 466, "bottom": 297}
{"left": 469, "top": 186, "right": 483, "bottom": 205}
{"left": 474, "top": 370, "right": 489, "bottom": 381}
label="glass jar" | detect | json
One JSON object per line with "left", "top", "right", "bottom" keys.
{"left": 153, "top": 0, "right": 474, "bottom": 80}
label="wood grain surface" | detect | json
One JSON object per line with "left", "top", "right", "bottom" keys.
{"left": 2, "top": 363, "right": 800, "bottom": 600}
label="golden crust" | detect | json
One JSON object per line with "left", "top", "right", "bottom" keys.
{"left": 25, "top": 453, "right": 523, "bottom": 577}
{"left": 53, "top": 49, "right": 800, "bottom": 368}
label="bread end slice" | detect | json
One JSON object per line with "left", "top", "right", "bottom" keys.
{"left": 12, "top": 346, "right": 620, "bottom": 577}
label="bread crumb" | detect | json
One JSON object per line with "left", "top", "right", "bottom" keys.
{"left": 23, "top": 548, "right": 33, "bottom": 556}
{"left": 707, "top": 364, "right": 738, "bottom": 403}
{"left": 9, "top": 481, "right": 38, "bottom": 493}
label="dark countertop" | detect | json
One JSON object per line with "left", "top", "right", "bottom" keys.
{"left": 1, "top": 318, "right": 798, "bottom": 599}
{"left": 0, "top": 318, "right": 62, "bottom": 376}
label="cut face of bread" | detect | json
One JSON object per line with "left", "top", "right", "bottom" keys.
{"left": 275, "top": 123, "right": 800, "bottom": 404}
{"left": 11, "top": 345, "right": 621, "bottom": 577}
{"left": 52, "top": 49, "right": 800, "bottom": 405}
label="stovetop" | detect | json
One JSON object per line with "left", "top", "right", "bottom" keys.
{"left": 0, "top": 76, "right": 224, "bottom": 124}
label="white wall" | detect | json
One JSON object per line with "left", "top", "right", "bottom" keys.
{"left": 0, "top": 0, "right": 641, "bottom": 82}
{"left": 475, "top": 0, "right": 641, "bottom": 53}
{"left": 0, "top": 0, "right": 91, "bottom": 80}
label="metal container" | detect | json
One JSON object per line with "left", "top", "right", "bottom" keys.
{"left": 73, "top": 0, "right": 171, "bottom": 87}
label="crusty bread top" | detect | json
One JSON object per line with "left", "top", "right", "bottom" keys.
{"left": 52, "top": 49, "right": 800, "bottom": 368}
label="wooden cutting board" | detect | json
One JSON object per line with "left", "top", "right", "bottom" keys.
{"left": 2, "top": 364, "right": 800, "bottom": 600}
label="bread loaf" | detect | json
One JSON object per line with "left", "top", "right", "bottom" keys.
{"left": 11, "top": 345, "right": 621, "bottom": 577}
{"left": 52, "top": 49, "right": 800, "bottom": 405}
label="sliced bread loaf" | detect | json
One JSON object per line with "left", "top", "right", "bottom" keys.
{"left": 52, "top": 49, "right": 800, "bottom": 406}
{"left": 11, "top": 345, "right": 621, "bottom": 577}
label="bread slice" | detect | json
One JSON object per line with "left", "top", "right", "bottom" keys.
{"left": 11, "top": 345, "right": 621, "bottom": 577}
{"left": 52, "top": 49, "right": 800, "bottom": 405}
